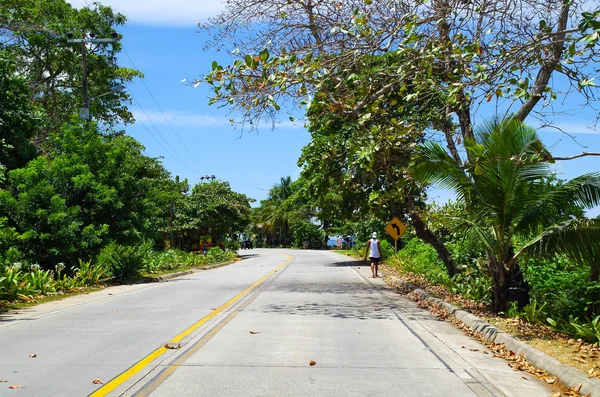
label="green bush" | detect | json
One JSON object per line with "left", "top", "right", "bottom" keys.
{"left": 393, "top": 238, "right": 450, "bottom": 285}
{"left": 0, "top": 265, "right": 31, "bottom": 301}
{"left": 523, "top": 256, "right": 599, "bottom": 321}
{"left": 224, "top": 240, "right": 241, "bottom": 251}
{"left": 24, "top": 265, "right": 56, "bottom": 295}
{"left": 96, "top": 243, "right": 149, "bottom": 280}
{"left": 379, "top": 240, "right": 395, "bottom": 260}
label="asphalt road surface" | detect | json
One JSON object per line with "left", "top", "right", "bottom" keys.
{"left": 0, "top": 249, "right": 555, "bottom": 396}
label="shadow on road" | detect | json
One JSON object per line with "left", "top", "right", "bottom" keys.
{"left": 326, "top": 261, "right": 365, "bottom": 268}
{"left": 238, "top": 253, "right": 260, "bottom": 260}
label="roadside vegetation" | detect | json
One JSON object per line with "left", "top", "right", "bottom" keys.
{"left": 0, "top": 0, "right": 248, "bottom": 306}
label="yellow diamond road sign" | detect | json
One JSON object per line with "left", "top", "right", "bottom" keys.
{"left": 385, "top": 217, "right": 407, "bottom": 241}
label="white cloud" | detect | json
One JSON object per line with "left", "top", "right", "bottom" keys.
{"left": 133, "top": 110, "right": 228, "bottom": 127}
{"left": 67, "top": 0, "right": 225, "bottom": 26}
{"left": 134, "top": 110, "right": 306, "bottom": 129}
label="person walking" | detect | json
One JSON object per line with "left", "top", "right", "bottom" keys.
{"left": 364, "top": 232, "right": 382, "bottom": 278}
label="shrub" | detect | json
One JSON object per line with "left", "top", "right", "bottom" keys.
{"left": 24, "top": 265, "right": 56, "bottom": 295}
{"left": 0, "top": 266, "right": 31, "bottom": 301}
{"left": 523, "top": 256, "right": 599, "bottom": 321}
{"left": 379, "top": 240, "right": 395, "bottom": 260}
{"left": 96, "top": 243, "right": 149, "bottom": 280}
{"left": 72, "top": 259, "right": 106, "bottom": 286}
{"left": 224, "top": 240, "right": 241, "bottom": 251}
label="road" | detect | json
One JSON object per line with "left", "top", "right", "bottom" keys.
{"left": 0, "top": 249, "right": 554, "bottom": 397}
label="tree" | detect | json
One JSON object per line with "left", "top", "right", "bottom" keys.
{"left": 201, "top": 0, "right": 600, "bottom": 167}
{"left": 0, "top": 122, "right": 177, "bottom": 268}
{"left": 0, "top": 0, "right": 142, "bottom": 141}
{"left": 414, "top": 118, "right": 600, "bottom": 312}
{"left": 0, "top": 49, "right": 43, "bottom": 171}
{"left": 175, "top": 180, "right": 253, "bottom": 242}
{"left": 299, "top": 82, "right": 460, "bottom": 275}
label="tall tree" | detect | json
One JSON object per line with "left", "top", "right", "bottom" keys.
{"left": 0, "top": 0, "right": 142, "bottom": 142}
{"left": 175, "top": 180, "right": 253, "bottom": 242}
{"left": 201, "top": 0, "right": 600, "bottom": 163}
{"left": 0, "top": 48, "right": 43, "bottom": 172}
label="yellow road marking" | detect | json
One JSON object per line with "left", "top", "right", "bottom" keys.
{"left": 89, "top": 255, "right": 293, "bottom": 397}
{"left": 135, "top": 310, "right": 241, "bottom": 397}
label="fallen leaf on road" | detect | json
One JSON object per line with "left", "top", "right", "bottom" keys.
{"left": 164, "top": 344, "right": 181, "bottom": 350}
{"left": 108, "top": 293, "right": 113, "bottom": 295}
{"left": 309, "top": 360, "right": 316, "bottom": 366}
{"left": 9, "top": 385, "right": 24, "bottom": 389}
{"left": 521, "top": 376, "right": 528, "bottom": 380}
{"left": 461, "top": 346, "right": 465, "bottom": 348}
{"left": 92, "top": 379, "right": 103, "bottom": 384}
{"left": 249, "top": 330, "right": 259, "bottom": 334}
{"left": 469, "top": 348, "right": 479, "bottom": 352}
{"left": 0, "top": 380, "right": 7, "bottom": 383}
{"left": 28, "top": 354, "right": 36, "bottom": 358}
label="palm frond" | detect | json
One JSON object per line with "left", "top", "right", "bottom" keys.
{"left": 514, "top": 217, "right": 600, "bottom": 266}
{"left": 413, "top": 141, "right": 476, "bottom": 203}
{"left": 515, "top": 173, "right": 600, "bottom": 235}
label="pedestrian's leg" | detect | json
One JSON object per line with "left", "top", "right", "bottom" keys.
{"left": 371, "top": 261, "right": 375, "bottom": 277}
{"left": 375, "top": 262, "right": 379, "bottom": 277}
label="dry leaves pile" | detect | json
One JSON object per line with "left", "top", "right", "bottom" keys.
{"left": 163, "top": 343, "right": 181, "bottom": 350}
{"left": 381, "top": 264, "right": 599, "bottom": 397}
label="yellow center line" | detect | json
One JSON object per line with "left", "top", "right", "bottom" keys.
{"left": 89, "top": 255, "right": 293, "bottom": 397}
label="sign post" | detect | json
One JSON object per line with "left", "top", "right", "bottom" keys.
{"left": 384, "top": 217, "right": 407, "bottom": 253}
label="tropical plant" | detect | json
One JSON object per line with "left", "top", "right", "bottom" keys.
{"left": 95, "top": 243, "right": 148, "bottom": 280}
{"left": 414, "top": 118, "right": 600, "bottom": 313}
{"left": 24, "top": 265, "right": 56, "bottom": 295}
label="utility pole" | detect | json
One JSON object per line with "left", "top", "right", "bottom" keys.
{"left": 67, "top": 33, "right": 119, "bottom": 120}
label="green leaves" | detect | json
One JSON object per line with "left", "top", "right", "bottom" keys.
{"left": 0, "top": 123, "right": 177, "bottom": 268}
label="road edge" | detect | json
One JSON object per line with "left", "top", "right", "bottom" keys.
{"left": 332, "top": 251, "right": 600, "bottom": 397}
{"left": 387, "top": 275, "right": 600, "bottom": 397}
{"left": 150, "top": 260, "right": 237, "bottom": 282}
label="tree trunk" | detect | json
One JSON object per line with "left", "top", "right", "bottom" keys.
{"left": 409, "top": 210, "right": 459, "bottom": 277}
{"left": 488, "top": 252, "right": 530, "bottom": 313}
{"left": 590, "top": 256, "right": 599, "bottom": 282}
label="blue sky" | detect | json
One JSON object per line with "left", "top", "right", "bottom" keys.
{"left": 69, "top": 0, "right": 600, "bottom": 216}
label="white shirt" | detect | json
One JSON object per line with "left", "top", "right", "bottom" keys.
{"left": 369, "top": 239, "right": 380, "bottom": 258}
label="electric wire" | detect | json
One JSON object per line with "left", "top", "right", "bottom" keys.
{"left": 122, "top": 48, "right": 208, "bottom": 173}
{"left": 130, "top": 94, "right": 200, "bottom": 175}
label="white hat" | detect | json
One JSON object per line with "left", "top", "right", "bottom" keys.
{"left": 372, "top": 232, "right": 377, "bottom": 238}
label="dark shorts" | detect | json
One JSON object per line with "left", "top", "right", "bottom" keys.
{"left": 369, "top": 257, "right": 380, "bottom": 264}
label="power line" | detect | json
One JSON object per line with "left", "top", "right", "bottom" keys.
{"left": 130, "top": 93, "right": 200, "bottom": 175}
{"left": 122, "top": 48, "right": 208, "bottom": 173}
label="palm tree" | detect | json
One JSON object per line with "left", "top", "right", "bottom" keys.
{"left": 414, "top": 118, "right": 600, "bottom": 313}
